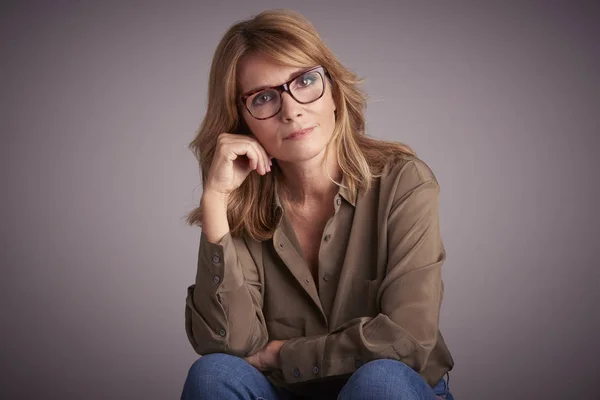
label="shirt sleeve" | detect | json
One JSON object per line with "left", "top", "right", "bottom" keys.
{"left": 185, "top": 231, "right": 268, "bottom": 357}
{"left": 279, "top": 161, "right": 445, "bottom": 383}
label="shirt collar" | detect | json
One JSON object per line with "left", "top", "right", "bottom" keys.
{"left": 338, "top": 172, "right": 357, "bottom": 207}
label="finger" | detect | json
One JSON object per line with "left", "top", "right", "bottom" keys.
{"left": 244, "top": 355, "right": 262, "bottom": 370}
{"left": 225, "top": 141, "right": 259, "bottom": 172}
{"left": 247, "top": 138, "right": 270, "bottom": 173}
{"left": 221, "top": 135, "right": 267, "bottom": 175}
{"left": 245, "top": 143, "right": 262, "bottom": 173}
{"left": 241, "top": 140, "right": 266, "bottom": 175}
{"left": 237, "top": 135, "right": 268, "bottom": 174}
{"left": 250, "top": 141, "right": 269, "bottom": 174}
{"left": 256, "top": 142, "right": 272, "bottom": 173}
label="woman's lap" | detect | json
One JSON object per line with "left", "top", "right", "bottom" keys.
{"left": 181, "top": 354, "right": 453, "bottom": 400}
{"left": 337, "top": 359, "right": 453, "bottom": 400}
{"left": 181, "top": 353, "right": 289, "bottom": 400}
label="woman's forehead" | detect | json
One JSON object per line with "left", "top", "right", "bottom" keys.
{"left": 237, "top": 53, "right": 311, "bottom": 93}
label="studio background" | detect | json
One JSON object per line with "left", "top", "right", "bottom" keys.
{"left": 2, "top": 1, "right": 598, "bottom": 399}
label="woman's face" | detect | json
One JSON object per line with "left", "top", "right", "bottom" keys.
{"left": 237, "top": 52, "right": 337, "bottom": 163}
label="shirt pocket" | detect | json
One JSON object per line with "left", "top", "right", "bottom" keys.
{"left": 266, "top": 316, "right": 306, "bottom": 340}
{"left": 350, "top": 278, "right": 382, "bottom": 318}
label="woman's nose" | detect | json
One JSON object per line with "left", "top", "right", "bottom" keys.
{"left": 279, "top": 92, "right": 303, "bottom": 121}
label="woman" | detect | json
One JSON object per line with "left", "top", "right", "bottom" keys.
{"left": 182, "top": 9, "right": 454, "bottom": 400}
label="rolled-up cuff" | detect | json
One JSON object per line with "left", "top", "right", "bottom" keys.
{"left": 279, "top": 335, "right": 327, "bottom": 383}
{"left": 196, "top": 231, "right": 244, "bottom": 293}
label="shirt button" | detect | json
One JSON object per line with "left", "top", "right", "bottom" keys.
{"left": 323, "top": 234, "right": 331, "bottom": 242}
{"left": 336, "top": 197, "right": 342, "bottom": 206}
{"left": 293, "top": 367, "right": 300, "bottom": 377}
{"left": 213, "top": 276, "right": 221, "bottom": 284}
{"left": 218, "top": 328, "right": 226, "bottom": 337}
{"left": 323, "top": 274, "right": 331, "bottom": 282}
{"left": 355, "top": 359, "right": 363, "bottom": 368}
{"left": 312, "top": 366, "right": 319, "bottom": 374}
{"left": 212, "top": 254, "right": 220, "bottom": 264}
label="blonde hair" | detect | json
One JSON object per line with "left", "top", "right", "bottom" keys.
{"left": 186, "top": 9, "right": 414, "bottom": 240}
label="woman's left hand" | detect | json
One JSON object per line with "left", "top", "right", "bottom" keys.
{"left": 244, "top": 340, "right": 287, "bottom": 371}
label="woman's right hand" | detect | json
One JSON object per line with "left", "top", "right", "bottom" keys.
{"left": 203, "top": 133, "right": 272, "bottom": 198}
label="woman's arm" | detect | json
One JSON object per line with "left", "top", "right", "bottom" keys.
{"left": 185, "top": 132, "right": 272, "bottom": 356}
{"left": 185, "top": 190, "right": 268, "bottom": 357}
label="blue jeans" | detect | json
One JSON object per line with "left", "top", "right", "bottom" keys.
{"left": 181, "top": 353, "right": 454, "bottom": 400}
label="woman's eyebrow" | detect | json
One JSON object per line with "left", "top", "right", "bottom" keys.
{"left": 244, "top": 68, "right": 309, "bottom": 94}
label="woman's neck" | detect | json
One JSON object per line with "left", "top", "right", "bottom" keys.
{"left": 277, "top": 152, "right": 341, "bottom": 207}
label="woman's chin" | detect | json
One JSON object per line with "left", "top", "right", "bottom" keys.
{"left": 275, "top": 145, "right": 328, "bottom": 165}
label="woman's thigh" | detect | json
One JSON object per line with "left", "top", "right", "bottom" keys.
{"left": 181, "top": 353, "right": 292, "bottom": 400}
{"left": 337, "top": 359, "right": 452, "bottom": 400}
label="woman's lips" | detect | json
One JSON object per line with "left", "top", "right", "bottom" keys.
{"left": 285, "top": 126, "right": 314, "bottom": 140}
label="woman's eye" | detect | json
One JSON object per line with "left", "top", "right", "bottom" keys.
{"left": 296, "top": 74, "right": 316, "bottom": 87}
{"left": 252, "top": 92, "right": 274, "bottom": 106}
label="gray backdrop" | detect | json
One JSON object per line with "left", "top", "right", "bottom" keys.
{"left": 2, "top": 1, "right": 599, "bottom": 399}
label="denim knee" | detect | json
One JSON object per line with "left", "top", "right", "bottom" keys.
{"left": 338, "top": 359, "right": 437, "bottom": 400}
{"left": 186, "top": 353, "right": 242, "bottom": 380}
{"left": 181, "top": 353, "right": 282, "bottom": 400}
{"left": 182, "top": 353, "right": 248, "bottom": 399}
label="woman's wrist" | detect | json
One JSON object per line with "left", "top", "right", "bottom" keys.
{"left": 201, "top": 186, "right": 231, "bottom": 205}
{"left": 200, "top": 188, "right": 231, "bottom": 243}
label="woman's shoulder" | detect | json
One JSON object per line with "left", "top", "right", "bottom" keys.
{"left": 358, "top": 136, "right": 438, "bottom": 187}
{"left": 359, "top": 151, "right": 440, "bottom": 211}
{"left": 378, "top": 152, "right": 439, "bottom": 188}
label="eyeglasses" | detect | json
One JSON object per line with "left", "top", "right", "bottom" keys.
{"left": 239, "top": 66, "right": 328, "bottom": 120}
